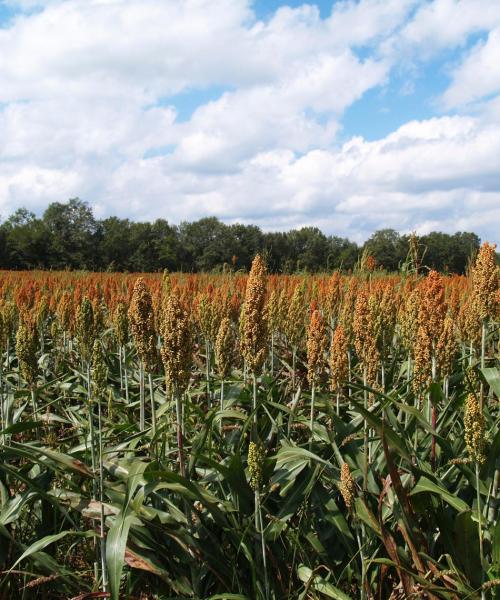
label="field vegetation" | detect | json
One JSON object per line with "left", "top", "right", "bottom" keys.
{"left": 0, "top": 239, "right": 498, "bottom": 599}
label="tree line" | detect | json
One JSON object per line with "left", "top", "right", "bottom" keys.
{"left": 0, "top": 198, "right": 487, "bottom": 274}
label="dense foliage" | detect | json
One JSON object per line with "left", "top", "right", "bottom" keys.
{"left": 0, "top": 241, "right": 498, "bottom": 599}
{"left": 0, "top": 198, "right": 486, "bottom": 273}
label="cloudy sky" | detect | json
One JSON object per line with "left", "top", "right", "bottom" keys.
{"left": 0, "top": 0, "right": 499, "bottom": 243}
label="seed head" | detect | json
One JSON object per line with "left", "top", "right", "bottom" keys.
{"left": 75, "top": 297, "right": 95, "bottom": 363}
{"left": 113, "top": 302, "right": 129, "bottom": 347}
{"left": 464, "top": 394, "right": 486, "bottom": 464}
{"left": 248, "top": 440, "right": 266, "bottom": 491}
{"left": 92, "top": 339, "right": 108, "bottom": 397}
{"left": 413, "top": 323, "right": 432, "bottom": 394}
{"left": 306, "top": 309, "right": 327, "bottom": 385}
{"left": 339, "top": 278, "right": 358, "bottom": 339}
{"left": 128, "top": 278, "right": 157, "bottom": 372}
{"left": 329, "top": 324, "right": 349, "bottom": 392}
{"left": 340, "top": 462, "right": 356, "bottom": 512}
{"left": 285, "top": 282, "right": 306, "bottom": 349}
{"left": 56, "top": 292, "right": 73, "bottom": 334}
{"left": 215, "top": 317, "right": 235, "bottom": 380}
{"left": 160, "top": 290, "right": 193, "bottom": 394}
{"left": 472, "top": 242, "right": 498, "bottom": 321}
{"left": 325, "top": 271, "right": 342, "bottom": 323}
{"left": 399, "top": 287, "right": 420, "bottom": 353}
{"left": 240, "top": 255, "right": 268, "bottom": 374}
{"left": 435, "top": 313, "right": 457, "bottom": 379}
{"left": 16, "top": 313, "right": 38, "bottom": 387}
{"left": 353, "top": 289, "right": 379, "bottom": 388}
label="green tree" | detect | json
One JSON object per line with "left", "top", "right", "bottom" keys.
{"left": 1, "top": 208, "right": 49, "bottom": 269}
{"left": 363, "top": 229, "right": 407, "bottom": 271}
{"left": 43, "top": 199, "right": 98, "bottom": 269}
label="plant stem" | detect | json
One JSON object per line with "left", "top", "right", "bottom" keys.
{"left": 139, "top": 360, "right": 145, "bottom": 431}
{"left": 149, "top": 372, "right": 156, "bottom": 436}
{"left": 97, "top": 390, "right": 108, "bottom": 592}
{"left": 309, "top": 381, "right": 315, "bottom": 454}
{"left": 476, "top": 461, "right": 485, "bottom": 600}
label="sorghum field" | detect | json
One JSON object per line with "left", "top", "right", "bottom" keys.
{"left": 0, "top": 242, "right": 498, "bottom": 600}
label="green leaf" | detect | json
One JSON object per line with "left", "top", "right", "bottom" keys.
{"left": 297, "top": 565, "right": 352, "bottom": 599}
{"left": 9, "top": 530, "right": 87, "bottom": 572}
{"left": 411, "top": 477, "right": 469, "bottom": 513}
{"left": 107, "top": 509, "right": 135, "bottom": 600}
{"left": 481, "top": 367, "right": 500, "bottom": 398}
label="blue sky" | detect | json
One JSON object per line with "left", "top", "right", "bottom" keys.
{"left": 0, "top": 0, "right": 499, "bottom": 243}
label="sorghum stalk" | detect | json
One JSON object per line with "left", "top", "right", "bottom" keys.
{"left": 160, "top": 290, "right": 192, "bottom": 475}
{"left": 307, "top": 309, "right": 326, "bottom": 453}
{"left": 464, "top": 393, "right": 487, "bottom": 598}
{"left": 92, "top": 340, "right": 108, "bottom": 592}
{"left": 129, "top": 279, "right": 156, "bottom": 432}
{"left": 215, "top": 317, "right": 235, "bottom": 432}
{"left": 240, "top": 256, "right": 268, "bottom": 596}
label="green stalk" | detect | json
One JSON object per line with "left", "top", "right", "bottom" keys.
{"left": 118, "top": 343, "right": 123, "bottom": 393}
{"left": 123, "top": 346, "right": 129, "bottom": 403}
{"left": 309, "top": 381, "right": 315, "bottom": 454}
{"left": 480, "top": 321, "right": 486, "bottom": 409}
{"left": 205, "top": 338, "right": 211, "bottom": 409}
{"left": 363, "top": 366, "right": 368, "bottom": 493}
{"left": 476, "top": 462, "right": 485, "bottom": 600}
{"left": 220, "top": 379, "right": 224, "bottom": 435}
{"left": 175, "top": 388, "right": 185, "bottom": 477}
{"left": 86, "top": 363, "right": 98, "bottom": 587}
{"left": 149, "top": 372, "right": 156, "bottom": 436}
{"left": 139, "top": 360, "right": 145, "bottom": 431}
{"left": 31, "top": 387, "right": 39, "bottom": 440}
{"left": 255, "top": 489, "right": 269, "bottom": 600}
{"left": 97, "top": 389, "right": 108, "bottom": 592}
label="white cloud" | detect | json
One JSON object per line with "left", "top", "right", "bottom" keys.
{"left": 443, "top": 28, "right": 500, "bottom": 107}
{"left": 0, "top": 0, "right": 499, "bottom": 245}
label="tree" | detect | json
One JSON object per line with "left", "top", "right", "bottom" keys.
{"left": 363, "top": 229, "right": 407, "bottom": 271}
{"left": 43, "top": 199, "right": 98, "bottom": 269}
{"left": 1, "top": 208, "right": 49, "bottom": 269}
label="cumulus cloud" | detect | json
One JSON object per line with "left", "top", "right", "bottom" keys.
{"left": 0, "top": 0, "right": 499, "bottom": 244}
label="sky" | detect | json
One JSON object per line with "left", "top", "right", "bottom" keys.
{"left": 0, "top": 0, "right": 499, "bottom": 244}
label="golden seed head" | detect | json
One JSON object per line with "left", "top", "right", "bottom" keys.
{"left": 75, "top": 297, "right": 95, "bottom": 363}
{"left": 240, "top": 255, "right": 268, "bottom": 374}
{"left": 113, "top": 301, "right": 129, "bottom": 347}
{"left": 435, "top": 313, "right": 457, "bottom": 379}
{"left": 267, "top": 290, "right": 281, "bottom": 333}
{"left": 464, "top": 393, "right": 486, "bottom": 464}
{"left": 352, "top": 290, "right": 380, "bottom": 391}
{"left": 306, "top": 309, "right": 327, "bottom": 385}
{"left": 162, "top": 268, "right": 172, "bottom": 299}
{"left": 413, "top": 323, "right": 432, "bottom": 393}
{"left": 1, "top": 301, "right": 17, "bottom": 341}
{"left": 399, "top": 287, "right": 420, "bottom": 352}
{"left": 472, "top": 242, "right": 498, "bottom": 321}
{"left": 458, "top": 294, "right": 482, "bottom": 346}
{"left": 56, "top": 292, "right": 73, "bottom": 333}
{"left": 195, "top": 292, "right": 219, "bottom": 342}
{"left": 325, "top": 271, "right": 342, "bottom": 322}
{"left": 329, "top": 324, "right": 349, "bottom": 392}
{"left": 215, "top": 317, "right": 235, "bottom": 380}
{"left": 339, "top": 278, "right": 358, "bottom": 339}
{"left": 91, "top": 339, "right": 107, "bottom": 397}
{"left": 15, "top": 313, "right": 38, "bottom": 386}
{"left": 419, "top": 270, "right": 447, "bottom": 340}
{"left": 285, "top": 282, "right": 306, "bottom": 349}
{"left": 340, "top": 462, "right": 356, "bottom": 511}
{"left": 160, "top": 290, "right": 193, "bottom": 393}
{"left": 248, "top": 440, "right": 266, "bottom": 491}
{"left": 128, "top": 278, "right": 157, "bottom": 372}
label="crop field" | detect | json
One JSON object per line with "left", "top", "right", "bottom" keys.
{"left": 0, "top": 242, "right": 498, "bottom": 600}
